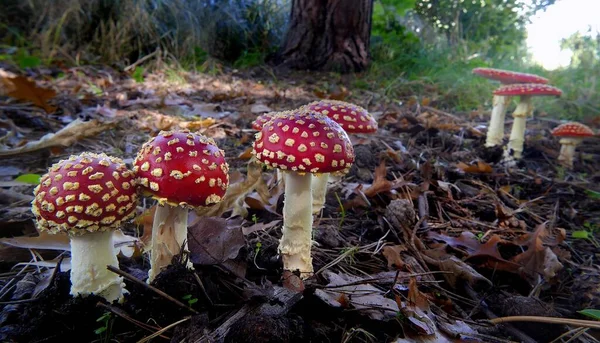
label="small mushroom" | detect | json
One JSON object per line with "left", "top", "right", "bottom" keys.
{"left": 133, "top": 129, "right": 229, "bottom": 283}
{"left": 252, "top": 109, "right": 355, "bottom": 278}
{"left": 31, "top": 152, "right": 138, "bottom": 302}
{"left": 305, "top": 99, "right": 377, "bottom": 214}
{"left": 472, "top": 68, "right": 548, "bottom": 148}
{"left": 551, "top": 122, "right": 595, "bottom": 169}
{"left": 493, "top": 83, "right": 562, "bottom": 160}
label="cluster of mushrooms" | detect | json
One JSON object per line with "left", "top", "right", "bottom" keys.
{"left": 473, "top": 67, "right": 596, "bottom": 168}
{"left": 30, "top": 100, "right": 377, "bottom": 303}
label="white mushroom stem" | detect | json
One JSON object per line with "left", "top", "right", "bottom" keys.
{"left": 507, "top": 96, "right": 533, "bottom": 159}
{"left": 485, "top": 95, "right": 511, "bottom": 147}
{"left": 312, "top": 173, "right": 329, "bottom": 214}
{"left": 69, "top": 230, "right": 125, "bottom": 303}
{"left": 147, "top": 204, "right": 193, "bottom": 283}
{"left": 279, "top": 171, "right": 314, "bottom": 278}
{"left": 557, "top": 137, "right": 583, "bottom": 169}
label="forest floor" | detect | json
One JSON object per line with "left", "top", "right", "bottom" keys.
{"left": 0, "top": 63, "right": 599, "bottom": 343}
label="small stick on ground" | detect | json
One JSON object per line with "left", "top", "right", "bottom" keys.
{"left": 106, "top": 265, "right": 198, "bottom": 314}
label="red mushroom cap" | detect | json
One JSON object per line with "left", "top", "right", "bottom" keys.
{"left": 252, "top": 109, "right": 355, "bottom": 174}
{"left": 133, "top": 130, "right": 229, "bottom": 208}
{"left": 472, "top": 68, "right": 548, "bottom": 84}
{"left": 493, "top": 83, "right": 563, "bottom": 97}
{"left": 305, "top": 100, "right": 377, "bottom": 134}
{"left": 251, "top": 112, "right": 277, "bottom": 131}
{"left": 31, "top": 152, "right": 138, "bottom": 235}
{"left": 551, "top": 122, "right": 595, "bottom": 137}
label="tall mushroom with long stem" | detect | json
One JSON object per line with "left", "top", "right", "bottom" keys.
{"left": 305, "top": 99, "right": 377, "bottom": 214}
{"left": 133, "top": 130, "right": 229, "bottom": 283}
{"left": 493, "top": 83, "right": 563, "bottom": 160}
{"left": 551, "top": 122, "right": 595, "bottom": 169}
{"left": 252, "top": 109, "right": 354, "bottom": 278}
{"left": 32, "top": 152, "right": 138, "bottom": 302}
{"left": 472, "top": 68, "right": 549, "bottom": 148}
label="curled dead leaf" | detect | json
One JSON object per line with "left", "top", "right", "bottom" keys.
{"left": 0, "top": 119, "right": 117, "bottom": 157}
{"left": 456, "top": 160, "right": 493, "bottom": 174}
{"left": 0, "top": 69, "right": 57, "bottom": 113}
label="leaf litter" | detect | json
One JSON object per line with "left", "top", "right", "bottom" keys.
{"left": 0, "top": 64, "right": 599, "bottom": 342}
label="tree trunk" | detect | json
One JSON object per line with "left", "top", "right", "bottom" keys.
{"left": 281, "top": 0, "right": 373, "bottom": 73}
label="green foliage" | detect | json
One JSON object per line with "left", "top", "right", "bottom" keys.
{"left": 182, "top": 294, "right": 199, "bottom": 307}
{"left": 94, "top": 312, "right": 114, "bottom": 342}
{"left": 132, "top": 66, "right": 145, "bottom": 83}
{"left": 578, "top": 309, "right": 600, "bottom": 321}
{"left": 14, "top": 173, "right": 41, "bottom": 185}
{"left": 0, "top": 0, "right": 290, "bottom": 66}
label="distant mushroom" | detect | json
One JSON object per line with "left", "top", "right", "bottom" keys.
{"left": 472, "top": 68, "right": 548, "bottom": 148}
{"left": 305, "top": 99, "right": 377, "bottom": 214}
{"left": 252, "top": 111, "right": 284, "bottom": 185}
{"left": 493, "top": 83, "right": 562, "bottom": 160}
{"left": 252, "top": 109, "right": 354, "bottom": 277}
{"left": 31, "top": 152, "right": 137, "bottom": 302}
{"left": 551, "top": 122, "right": 595, "bottom": 169}
{"left": 251, "top": 112, "right": 277, "bottom": 131}
{"left": 133, "top": 129, "right": 229, "bottom": 283}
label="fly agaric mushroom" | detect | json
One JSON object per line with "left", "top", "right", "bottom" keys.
{"left": 551, "top": 122, "right": 595, "bottom": 169}
{"left": 472, "top": 68, "right": 548, "bottom": 148}
{"left": 493, "top": 83, "right": 562, "bottom": 160}
{"left": 251, "top": 112, "right": 277, "bottom": 131}
{"left": 31, "top": 152, "right": 137, "bottom": 302}
{"left": 134, "top": 129, "right": 229, "bottom": 283}
{"left": 252, "top": 109, "right": 354, "bottom": 277}
{"left": 306, "top": 99, "right": 377, "bottom": 214}
{"left": 252, "top": 111, "right": 285, "bottom": 185}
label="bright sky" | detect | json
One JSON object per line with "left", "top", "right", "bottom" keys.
{"left": 526, "top": 0, "right": 600, "bottom": 70}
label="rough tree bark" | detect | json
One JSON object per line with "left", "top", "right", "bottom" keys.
{"left": 281, "top": 0, "right": 374, "bottom": 73}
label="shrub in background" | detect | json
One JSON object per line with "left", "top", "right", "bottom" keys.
{"left": 0, "top": 0, "right": 290, "bottom": 66}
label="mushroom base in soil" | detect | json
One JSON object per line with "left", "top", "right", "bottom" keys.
{"left": 69, "top": 230, "right": 125, "bottom": 302}
{"left": 147, "top": 204, "right": 193, "bottom": 282}
{"left": 280, "top": 172, "right": 314, "bottom": 275}
{"left": 485, "top": 95, "right": 511, "bottom": 147}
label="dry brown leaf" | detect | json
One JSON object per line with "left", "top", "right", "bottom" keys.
{"left": 314, "top": 270, "right": 399, "bottom": 320}
{"left": 0, "top": 70, "right": 57, "bottom": 113}
{"left": 456, "top": 160, "right": 492, "bottom": 174}
{"left": 187, "top": 217, "right": 245, "bottom": 265}
{"left": 194, "top": 160, "right": 265, "bottom": 218}
{"left": 0, "top": 119, "right": 117, "bottom": 157}
{"left": 399, "top": 277, "right": 436, "bottom": 335}
{"left": 382, "top": 245, "right": 407, "bottom": 269}
{"left": 422, "top": 249, "right": 492, "bottom": 288}
{"left": 237, "top": 146, "right": 253, "bottom": 160}
{"left": 511, "top": 223, "right": 564, "bottom": 282}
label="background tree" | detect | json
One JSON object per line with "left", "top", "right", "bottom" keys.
{"left": 280, "top": 0, "right": 374, "bottom": 73}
